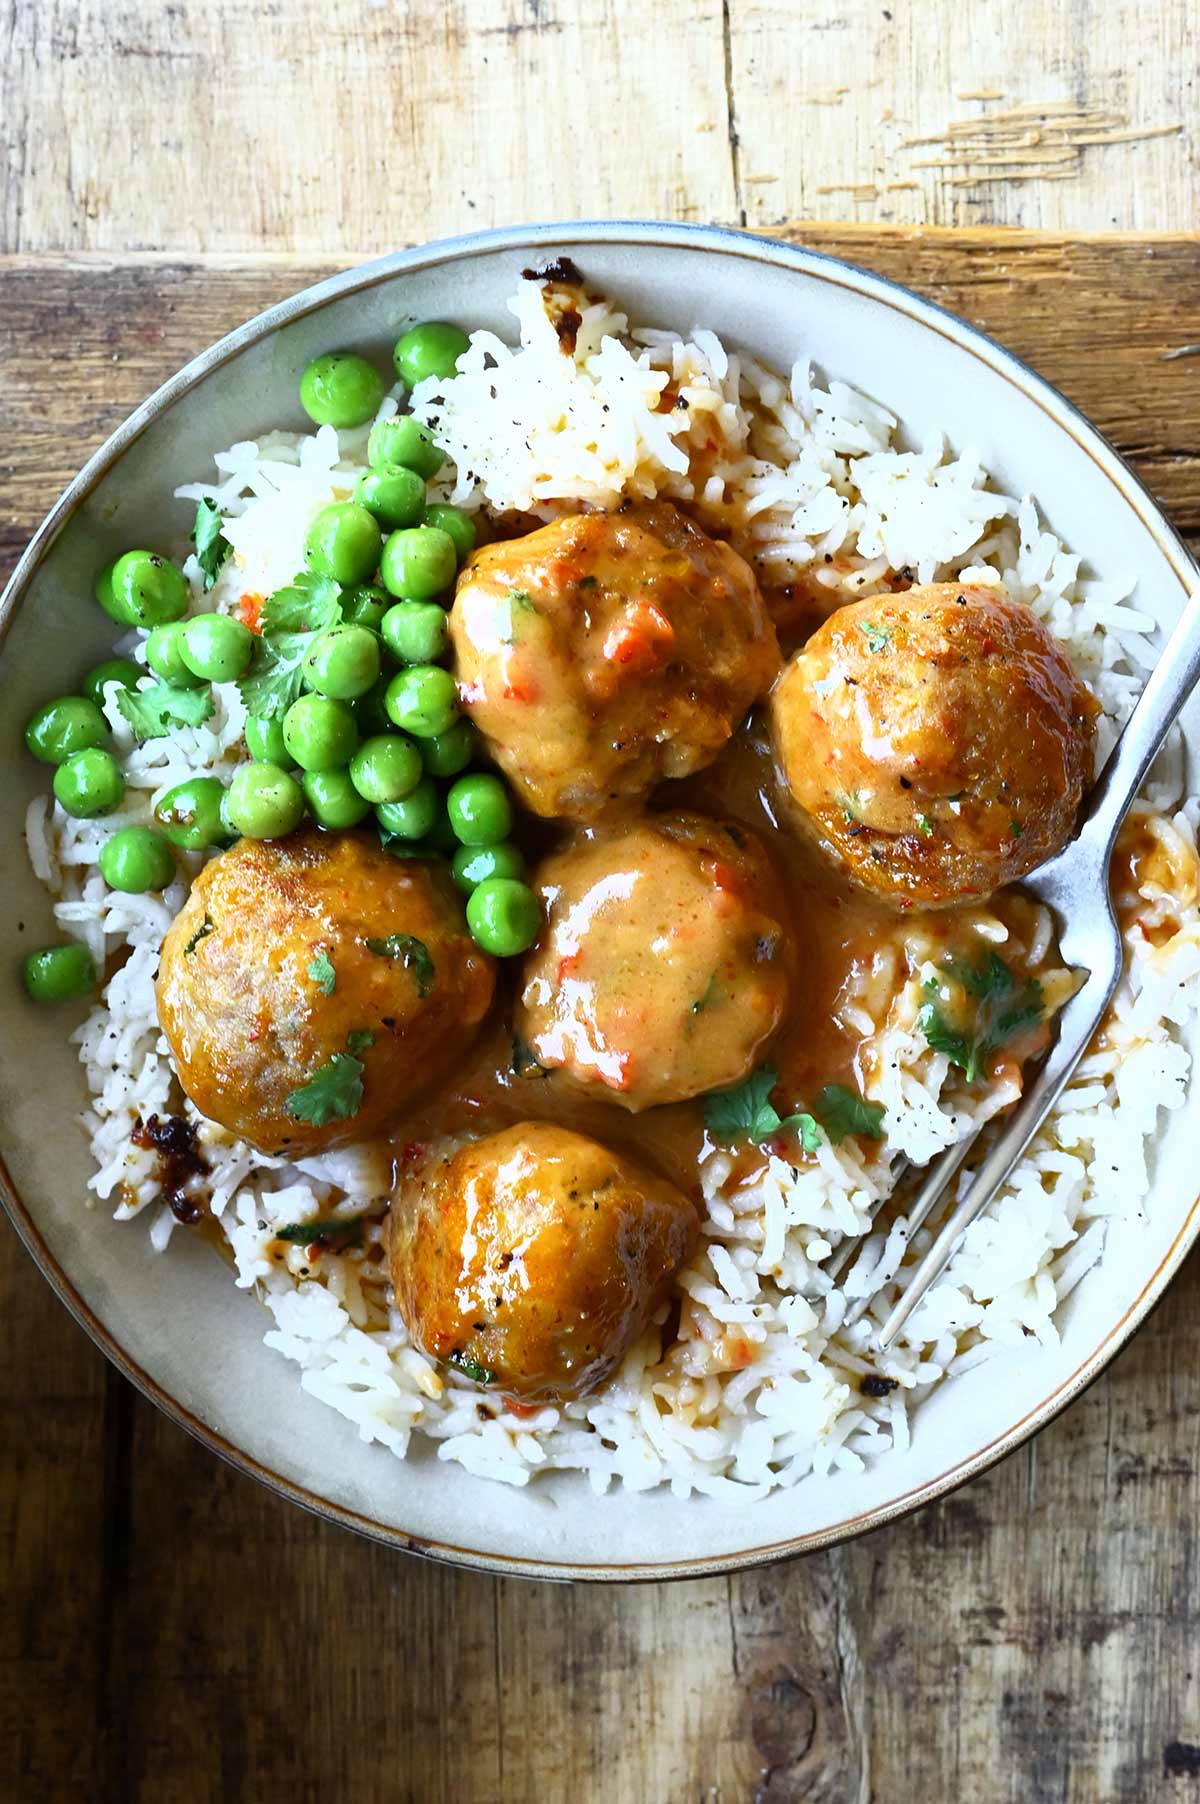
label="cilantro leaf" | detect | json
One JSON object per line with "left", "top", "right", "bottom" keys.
{"left": 860, "top": 622, "right": 891, "bottom": 652}
{"left": 364, "top": 934, "right": 435, "bottom": 997}
{"left": 449, "top": 1349, "right": 496, "bottom": 1385}
{"left": 345, "top": 1029, "right": 374, "bottom": 1055}
{"left": 258, "top": 570, "right": 342, "bottom": 635}
{"left": 704, "top": 1065, "right": 822, "bottom": 1156}
{"left": 508, "top": 588, "right": 538, "bottom": 613}
{"left": 192, "top": 498, "right": 231, "bottom": 591}
{"left": 308, "top": 951, "right": 336, "bottom": 995}
{"left": 238, "top": 573, "right": 344, "bottom": 719}
{"left": 184, "top": 913, "right": 214, "bottom": 958}
{"left": 285, "top": 1052, "right": 364, "bottom": 1126}
{"left": 814, "top": 1083, "right": 886, "bottom": 1144}
{"left": 117, "top": 682, "right": 214, "bottom": 741}
{"left": 919, "top": 953, "right": 1044, "bottom": 1083}
{"left": 274, "top": 1216, "right": 365, "bottom": 1252}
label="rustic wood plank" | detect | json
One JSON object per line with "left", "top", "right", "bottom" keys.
{"left": 2, "top": 231, "right": 1199, "bottom": 1803}
{"left": 1, "top": 0, "right": 1193, "bottom": 254}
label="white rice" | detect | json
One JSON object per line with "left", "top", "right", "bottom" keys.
{"left": 28, "top": 278, "right": 1200, "bottom": 1497}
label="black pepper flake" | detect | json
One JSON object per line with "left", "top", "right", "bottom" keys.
{"left": 861, "top": 1374, "right": 899, "bottom": 1398}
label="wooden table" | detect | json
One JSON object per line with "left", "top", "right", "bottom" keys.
{"left": 2, "top": 8, "right": 1198, "bottom": 1801}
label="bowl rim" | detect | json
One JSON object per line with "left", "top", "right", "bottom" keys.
{"left": 2, "top": 217, "right": 1198, "bottom": 1583}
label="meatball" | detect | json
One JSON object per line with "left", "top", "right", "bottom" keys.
{"left": 157, "top": 829, "right": 495, "bottom": 1155}
{"left": 516, "top": 812, "right": 793, "bottom": 1111}
{"left": 390, "top": 1122, "right": 698, "bottom": 1401}
{"left": 449, "top": 501, "right": 779, "bottom": 818}
{"left": 769, "top": 582, "right": 1099, "bottom": 906}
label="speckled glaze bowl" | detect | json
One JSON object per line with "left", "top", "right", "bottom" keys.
{"left": 2, "top": 222, "right": 1197, "bottom": 1581}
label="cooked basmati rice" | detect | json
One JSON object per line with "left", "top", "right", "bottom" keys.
{"left": 27, "top": 278, "right": 1200, "bottom": 1497}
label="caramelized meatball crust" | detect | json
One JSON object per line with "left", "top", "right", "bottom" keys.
{"left": 157, "top": 829, "right": 495, "bottom": 1155}
{"left": 449, "top": 500, "right": 780, "bottom": 819}
{"left": 769, "top": 581, "right": 1099, "bottom": 906}
{"left": 516, "top": 811, "right": 794, "bottom": 1111}
{"left": 390, "top": 1122, "right": 698, "bottom": 1401}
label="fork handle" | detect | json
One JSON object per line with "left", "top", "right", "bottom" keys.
{"left": 1084, "top": 584, "right": 1200, "bottom": 854}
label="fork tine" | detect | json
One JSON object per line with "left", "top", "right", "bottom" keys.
{"left": 874, "top": 966, "right": 1119, "bottom": 1350}
{"left": 837, "top": 1131, "right": 980, "bottom": 1325}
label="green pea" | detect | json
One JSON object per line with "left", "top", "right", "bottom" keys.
{"left": 302, "top": 768, "right": 372, "bottom": 829}
{"left": 465, "top": 878, "right": 541, "bottom": 957}
{"left": 376, "top": 777, "right": 439, "bottom": 842}
{"left": 154, "top": 776, "right": 228, "bottom": 849}
{"left": 299, "top": 353, "right": 386, "bottom": 429}
{"left": 94, "top": 561, "right": 122, "bottom": 623}
{"left": 99, "top": 826, "right": 176, "bottom": 894}
{"left": 352, "top": 676, "right": 392, "bottom": 737}
{"left": 53, "top": 748, "right": 125, "bottom": 819}
{"left": 282, "top": 694, "right": 359, "bottom": 771}
{"left": 420, "top": 719, "right": 476, "bottom": 777}
{"left": 146, "top": 621, "right": 204, "bottom": 688}
{"left": 82, "top": 658, "right": 141, "bottom": 709}
{"left": 349, "top": 733, "right": 423, "bottom": 804}
{"left": 341, "top": 584, "right": 390, "bottom": 634}
{"left": 380, "top": 525, "right": 457, "bottom": 601}
{"left": 224, "top": 762, "right": 306, "bottom": 840}
{"left": 25, "top": 696, "right": 108, "bottom": 764}
{"left": 367, "top": 415, "right": 443, "bottom": 481}
{"left": 305, "top": 502, "right": 383, "bottom": 586}
{"left": 354, "top": 464, "right": 426, "bottom": 531}
{"left": 451, "top": 841, "right": 527, "bottom": 893}
{"left": 447, "top": 773, "right": 513, "bottom": 846}
{"left": 245, "top": 715, "right": 295, "bottom": 767}
{"left": 302, "top": 623, "right": 381, "bottom": 701}
{"left": 384, "top": 664, "right": 459, "bottom": 738}
{"left": 381, "top": 600, "right": 449, "bottom": 667}
{"left": 109, "top": 550, "right": 190, "bottom": 627}
{"left": 424, "top": 503, "right": 476, "bottom": 564}
{"left": 180, "top": 613, "right": 255, "bottom": 683}
{"left": 23, "top": 943, "right": 96, "bottom": 1004}
{"left": 393, "top": 321, "right": 471, "bottom": 388}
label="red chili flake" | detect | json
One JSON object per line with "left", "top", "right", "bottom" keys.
{"left": 238, "top": 591, "right": 264, "bottom": 633}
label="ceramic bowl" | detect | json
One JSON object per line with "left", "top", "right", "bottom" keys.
{"left": 2, "top": 222, "right": 1197, "bottom": 1580}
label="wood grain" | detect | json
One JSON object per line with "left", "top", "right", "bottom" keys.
{"left": 3, "top": 231, "right": 1200, "bottom": 1802}
{"left": 0, "top": 0, "right": 1195, "bottom": 254}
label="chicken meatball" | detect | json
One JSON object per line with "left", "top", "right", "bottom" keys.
{"left": 390, "top": 1122, "right": 698, "bottom": 1401}
{"left": 770, "top": 582, "right": 1099, "bottom": 906}
{"left": 450, "top": 501, "right": 779, "bottom": 818}
{"left": 157, "top": 829, "right": 495, "bottom": 1155}
{"left": 516, "top": 812, "right": 793, "bottom": 1111}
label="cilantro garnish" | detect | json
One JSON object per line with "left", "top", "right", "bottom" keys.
{"left": 916, "top": 813, "right": 934, "bottom": 837}
{"left": 511, "top": 1032, "right": 547, "bottom": 1078}
{"left": 308, "top": 951, "right": 336, "bottom": 995}
{"left": 192, "top": 498, "right": 231, "bottom": 591}
{"left": 814, "top": 1083, "right": 886, "bottom": 1144}
{"left": 449, "top": 1349, "right": 496, "bottom": 1385}
{"left": 860, "top": 622, "right": 891, "bottom": 652}
{"left": 345, "top": 1029, "right": 374, "bottom": 1055}
{"left": 117, "top": 682, "right": 214, "bottom": 741}
{"left": 918, "top": 952, "right": 1044, "bottom": 1083}
{"left": 704, "top": 1064, "right": 821, "bottom": 1156}
{"left": 689, "top": 974, "right": 720, "bottom": 1018}
{"left": 274, "top": 1216, "right": 365, "bottom": 1252}
{"left": 285, "top": 1052, "right": 364, "bottom": 1126}
{"left": 237, "top": 572, "right": 343, "bottom": 719}
{"left": 508, "top": 588, "right": 538, "bottom": 613}
{"left": 184, "top": 913, "right": 214, "bottom": 958}
{"left": 364, "top": 934, "right": 435, "bottom": 997}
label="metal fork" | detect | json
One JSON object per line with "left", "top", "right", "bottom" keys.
{"left": 867, "top": 585, "right": 1200, "bottom": 1352}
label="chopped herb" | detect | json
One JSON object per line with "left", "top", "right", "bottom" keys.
{"left": 1010, "top": 817, "right": 1024, "bottom": 837}
{"left": 508, "top": 587, "right": 538, "bottom": 614}
{"left": 184, "top": 913, "right": 214, "bottom": 957}
{"left": 237, "top": 572, "right": 343, "bottom": 718}
{"left": 449, "top": 1349, "right": 496, "bottom": 1385}
{"left": 860, "top": 622, "right": 891, "bottom": 653}
{"left": 285, "top": 1052, "right": 364, "bottom": 1126}
{"left": 916, "top": 813, "right": 934, "bottom": 837}
{"left": 345, "top": 1029, "right": 374, "bottom": 1055}
{"left": 192, "top": 498, "right": 231, "bottom": 591}
{"left": 689, "top": 973, "right": 720, "bottom": 1018}
{"left": 814, "top": 1083, "right": 886, "bottom": 1144}
{"left": 378, "top": 830, "right": 439, "bottom": 860}
{"left": 364, "top": 934, "right": 434, "bottom": 997}
{"left": 275, "top": 1216, "right": 365, "bottom": 1252}
{"left": 117, "top": 682, "right": 214, "bottom": 741}
{"left": 836, "top": 791, "right": 861, "bottom": 826}
{"left": 918, "top": 951, "right": 1044, "bottom": 1083}
{"left": 511, "top": 1032, "right": 548, "bottom": 1078}
{"left": 861, "top": 1373, "right": 899, "bottom": 1398}
{"left": 578, "top": 574, "right": 597, "bottom": 589}
{"left": 308, "top": 951, "right": 336, "bottom": 995}
{"left": 704, "top": 1064, "right": 822, "bottom": 1156}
